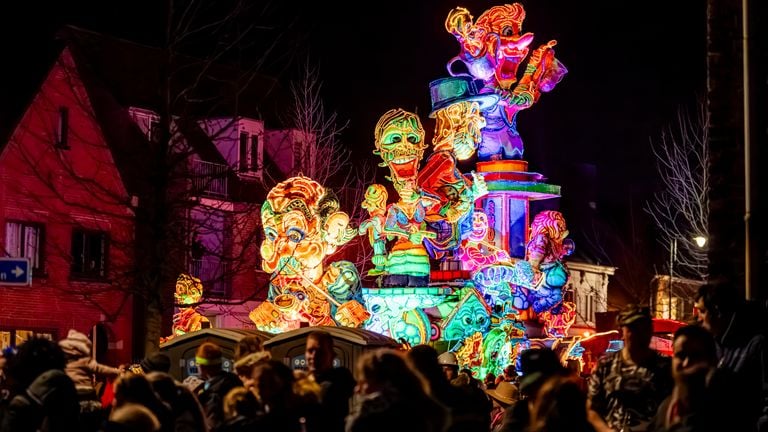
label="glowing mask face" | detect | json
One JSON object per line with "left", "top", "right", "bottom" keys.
{"left": 469, "top": 212, "right": 489, "bottom": 242}
{"left": 432, "top": 101, "right": 485, "bottom": 160}
{"left": 476, "top": 4, "right": 532, "bottom": 89}
{"left": 175, "top": 273, "right": 204, "bottom": 305}
{"left": 374, "top": 110, "right": 427, "bottom": 182}
{"left": 259, "top": 177, "right": 351, "bottom": 282}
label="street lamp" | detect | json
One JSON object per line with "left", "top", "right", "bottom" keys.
{"left": 668, "top": 235, "right": 708, "bottom": 319}
{"left": 668, "top": 238, "right": 677, "bottom": 319}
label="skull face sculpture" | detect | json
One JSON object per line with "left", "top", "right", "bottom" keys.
{"left": 374, "top": 109, "right": 428, "bottom": 191}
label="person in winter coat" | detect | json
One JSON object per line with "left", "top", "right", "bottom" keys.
{"left": 59, "top": 329, "right": 122, "bottom": 413}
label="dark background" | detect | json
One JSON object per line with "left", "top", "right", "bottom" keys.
{"left": 0, "top": 0, "right": 709, "bottom": 300}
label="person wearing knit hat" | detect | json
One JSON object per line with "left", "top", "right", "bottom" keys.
{"left": 59, "top": 328, "right": 122, "bottom": 427}
{"left": 59, "top": 329, "right": 121, "bottom": 393}
{"left": 194, "top": 341, "right": 242, "bottom": 429}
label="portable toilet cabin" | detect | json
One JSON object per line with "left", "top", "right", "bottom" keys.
{"left": 263, "top": 326, "right": 401, "bottom": 371}
{"left": 160, "top": 328, "right": 274, "bottom": 381}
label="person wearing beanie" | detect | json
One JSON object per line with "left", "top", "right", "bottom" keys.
{"left": 194, "top": 341, "right": 242, "bottom": 429}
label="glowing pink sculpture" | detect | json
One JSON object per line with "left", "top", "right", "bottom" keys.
{"left": 445, "top": 4, "right": 567, "bottom": 160}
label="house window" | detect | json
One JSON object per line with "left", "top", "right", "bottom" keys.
{"left": 4, "top": 221, "right": 44, "bottom": 272}
{"left": 70, "top": 230, "right": 108, "bottom": 279}
{"left": 251, "top": 134, "right": 261, "bottom": 171}
{"left": 149, "top": 119, "right": 161, "bottom": 143}
{"left": 239, "top": 132, "right": 249, "bottom": 171}
{"left": 56, "top": 107, "right": 69, "bottom": 149}
{"left": 0, "top": 328, "right": 55, "bottom": 350}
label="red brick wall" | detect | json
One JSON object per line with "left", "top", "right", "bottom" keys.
{"left": 0, "top": 48, "right": 134, "bottom": 364}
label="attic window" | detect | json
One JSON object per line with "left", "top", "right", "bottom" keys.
{"left": 55, "top": 107, "right": 69, "bottom": 149}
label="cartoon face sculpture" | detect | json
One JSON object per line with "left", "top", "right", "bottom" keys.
{"left": 361, "top": 184, "right": 388, "bottom": 215}
{"left": 468, "top": 212, "right": 490, "bottom": 242}
{"left": 260, "top": 176, "right": 354, "bottom": 284}
{"left": 475, "top": 4, "right": 533, "bottom": 89}
{"left": 175, "top": 273, "right": 204, "bottom": 305}
{"left": 528, "top": 210, "right": 569, "bottom": 262}
{"left": 432, "top": 101, "right": 486, "bottom": 161}
{"left": 374, "top": 109, "right": 427, "bottom": 185}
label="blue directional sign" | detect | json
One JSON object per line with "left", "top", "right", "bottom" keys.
{"left": 0, "top": 257, "right": 31, "bottom": 286}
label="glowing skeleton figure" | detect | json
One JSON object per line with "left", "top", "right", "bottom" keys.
{"left": 373, "top": 109, "right": 438, "bottom": 286}
{"left": 162, "top": 274, "right": 210, "bottom": 343}
{"left": 249, "top": 176, "right": 369, "bottom": 332}
{"left": 445, "top": 4, "right": 567, "bottom": 160}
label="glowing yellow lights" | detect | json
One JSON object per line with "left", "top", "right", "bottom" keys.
{"left": 250, "top": 176, "right": 368, "bottom": 332}
{"left": 693, "top": 236, "right": 707, "bottom": 248}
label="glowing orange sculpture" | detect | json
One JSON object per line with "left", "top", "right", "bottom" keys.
{"left": 161, "top": 273, "right": 210, "bottom": 343}
{"left": 249, "top": 176, "right": 369, "bottom": 332}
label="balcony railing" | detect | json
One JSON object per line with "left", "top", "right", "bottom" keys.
{"left": 191, "top": 159, "right": 228, "bottom": 198}
{"left": 190, "top": 257, "right": 231, "bottom": 297}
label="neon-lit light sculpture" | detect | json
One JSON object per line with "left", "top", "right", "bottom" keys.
{"left": 521, "top": 210, "right": 573, "bottom": 313}
{"left": 373, "top": 109, "right": 437, "bottom": 286}
{"left": 445, "top": 4, "right": 567, "bottom": 160}
{"left": 359, "top": 184, "right": 388, "bottom": 276}
{"left": 249, "top": 176, "right": 369, "bottom": 332}
{"left": 539, "top": 300, "right": 577, "bottom": 338}
{"left": 162, "top": 273, "right": 210, "bottom": 343}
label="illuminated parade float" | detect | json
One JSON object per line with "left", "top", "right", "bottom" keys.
{"left": 243, "top": 3, "right": 576, "bottom": 377}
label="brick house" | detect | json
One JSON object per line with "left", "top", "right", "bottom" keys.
{"left": 0, "top": 27, "right": 318, "bottom": 359}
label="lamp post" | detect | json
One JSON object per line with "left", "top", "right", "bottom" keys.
{"left": 668, "top": 237, "right": 677, "bottom": 319}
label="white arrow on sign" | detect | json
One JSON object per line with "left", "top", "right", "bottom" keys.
{"left": 11, "top": 266, "right": 24, "bottom": 278}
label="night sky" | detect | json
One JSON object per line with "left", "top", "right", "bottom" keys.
{"left": 1, "top": 0, "right": 708, "bottom": 287}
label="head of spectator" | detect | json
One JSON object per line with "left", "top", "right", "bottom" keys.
{"left": 6, "top": 337, "right": 66, "bottom": 392}
{"left": 305, "top": 331, "right": 335, "bottom": 375}
{"left": 106, "top": 402, "right": 160, "bottom": 432}
{"left": 484, "top": 372, "right": 497, "bottom": 389}
{"left": 695, "top": 280, "right": 740, "bottom": 338}
{"left": 529, "top": 375, "right": 590, "bottom": 432}
{"left": 234, "top": 335, "right": 263, "bottom": 360}
{"left": 437, "top": 351, "right": 460, "bottom": 381}
{"left": 223, "top": 386, "right": 260, "bottom": 421}
{"left": 140, "top": 352, "right": 171, "bottom": 374}
{"left": 671, "top": 325, "right": 717, "bottom": 386}
{"left": 407, "top": 344, "right": 446, "bottom": 391}
{"left": 195, "top": 342, "right": 223, "bottom": 380}
{"left": 251, "top": 360, "right": 296, "bottom": 411}
{"left": 517, "top": 348, "right": 567, "bottom": 399}
{"left": 356, "top": 349, "right": 428, "bottom": 397}
{"left": 617, "top": 304, "right": 653, "bottom": 353}
{"left": 486, "top": 380, "right": 519, "bottom": 408}
{"left": 234, "top": 350, "right": 271, "bottom": 389}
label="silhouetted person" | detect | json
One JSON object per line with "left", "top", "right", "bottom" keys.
{"left": 0, "top": 337, "right": 79, "bottom": 432}
{"left": 529, "top": 375, "right": 596, "bottom": 432}
{"left": 695, "top": 281, "right": 768, "bottom": 432}
{"left": 408, "top": 345, "right": 487, "bottom": 432}
{"left": 650, "top": 325, "right": 722, "bottom": 432}
{"left": 499, "top": 348, "right": 568, "bottom": 432}
{"left": 587, "top": 305, "right": 672, "bottom": 432}
{"left": 346, "top": 349, "right": 446, "bottom": 432}
{"left": 305, "top": 331, "right": 354, "bottom": 432}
